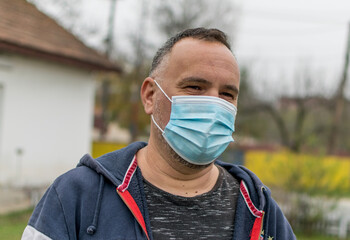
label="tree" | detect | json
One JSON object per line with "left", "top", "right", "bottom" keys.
{"left": 152, "top": 0, "right": 238, "bottom": 40}
{"left": 27, "top": 0, "right": 98, "bottom": 40}
{"left": 237, "top": 66, "right": 334, "bottom": 153}
{"left": 327, "top": 23, "right": 350, "bottom": 154}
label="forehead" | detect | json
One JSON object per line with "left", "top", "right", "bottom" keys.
{"left": 161, "top": 38, "right": 239, "bottom": 83}
{"left": 171, "top": 38, "right": 233, "bottom": 58}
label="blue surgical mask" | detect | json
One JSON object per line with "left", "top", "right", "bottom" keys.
{"left": 151, "top": 80, "right": 237, "bottom": 165}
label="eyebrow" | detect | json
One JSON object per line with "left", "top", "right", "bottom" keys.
{"left": 225, "top": 84, "right": 239, "bottom": 95}
{"left": 177, "top": 77, "right": 212, "bottom": 87}
{"left": 177, "top": 77, "right": 239, "bottom": 95}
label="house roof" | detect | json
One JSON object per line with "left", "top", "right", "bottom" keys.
{"left": 0, "top": 0, "right": 122, "bottom": 72}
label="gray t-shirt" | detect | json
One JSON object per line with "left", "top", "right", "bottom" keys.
{"left": 143, "top": 165, "right": 240, "bottom": 240}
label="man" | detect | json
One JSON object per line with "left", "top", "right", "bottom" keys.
{"left": 22, "top": 28, "right": 296, "bottom": 240}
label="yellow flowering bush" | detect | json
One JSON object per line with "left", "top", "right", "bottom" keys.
{"left": 91, "top": 141, "right": 127, "bottom": 158}
{"left": 245, "top": 150, "right": 350, "bottom": 196}
{"left": 92, "top": 142, "right": 350, "bottom": 196}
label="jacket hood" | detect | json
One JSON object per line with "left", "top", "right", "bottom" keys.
{"left": 78, "top": 141, "right": 268, "bottom": 215}
{"left": 78, "top": 141, "right": 147, "bottom": 187}
{"left": 78, "top": 141, "right": 271, "bottom": 239}
{"left": 76, "top": 141, "right": 148, "bottom": 236}
{"left": 217, "top": 160, "right": 270, "bottom": 211}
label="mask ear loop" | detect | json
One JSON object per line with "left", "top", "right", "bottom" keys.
{"left": 153, "top": 80, "right": 173, "bottom": 102}
{"left": 151, "top": 115, "right": 165, "bottom": 134}
{"left": 151, "top": 79, "right": 172, "bottom": 134}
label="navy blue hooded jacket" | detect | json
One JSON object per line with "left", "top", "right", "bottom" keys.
{"left": 22, "top": 142, "right": 296, "bottom": 240}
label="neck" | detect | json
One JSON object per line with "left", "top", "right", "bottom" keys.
{"left": 137, "top": 141, "right": 219, "bottom": 197}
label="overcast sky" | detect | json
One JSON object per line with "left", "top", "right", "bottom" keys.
{"left": 35, "top": 0, "right": 350, "bottom": 99}
{"left": 235, "top": 0, "right": 350, "bottom": 98}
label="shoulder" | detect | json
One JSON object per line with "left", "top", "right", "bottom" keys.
{"left": 51, "top": 165, "right": 101, "bottom": 199}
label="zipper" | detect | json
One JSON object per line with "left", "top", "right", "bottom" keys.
{"left": 116, "top": 156, "right": 150, "bottom": 240}
{"left": 116, "top": 188, "right": 150, "bottom": 240}
{"left": 250, "top": 211, "right": 265, "bottom": 240}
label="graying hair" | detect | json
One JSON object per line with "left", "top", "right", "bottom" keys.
{"left": 149, "top": 28, "right": 231, "bottom": 76}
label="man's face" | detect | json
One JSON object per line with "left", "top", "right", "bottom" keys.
{"left": 147, "top": 37, "right": 240, "bottom": 169}
{"left": 153, "top": 38, "right": 240, "bottom": 129}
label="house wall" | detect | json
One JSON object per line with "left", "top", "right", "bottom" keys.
{"left": 0, "top": 53, "right": 95, "bottom": 186}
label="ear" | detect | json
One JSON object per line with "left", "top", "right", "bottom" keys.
{"left": 140, "top": 77, "right": 155, "bottom": 115}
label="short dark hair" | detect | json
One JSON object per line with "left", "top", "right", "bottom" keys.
{"left": 149, "top": 28, "right": 231, "bottom": 76}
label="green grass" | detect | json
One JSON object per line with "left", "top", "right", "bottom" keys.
{"left": 0, "top": 208, "right": 33, "bottom": 240}
{"left": 296, "top": 233, "right": 348, "bottom": 240}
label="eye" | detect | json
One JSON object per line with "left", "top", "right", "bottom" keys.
{"left": 221, "top": 92, "right": 236, "bottom": 101}
{"left": 186, "top": 85, "right": 202, "bottom": 91}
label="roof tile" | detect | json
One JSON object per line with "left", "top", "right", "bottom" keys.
{"left": 0, "top": 0, "right": 121, "bottom": 72}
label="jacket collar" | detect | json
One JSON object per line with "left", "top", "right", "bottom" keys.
{"left": 78, "top": 141, "right": 147, "bottom": 187}
{"left": 79, "top": 142, "right": 268, "bottom": 219}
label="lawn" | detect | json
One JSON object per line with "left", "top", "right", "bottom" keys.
{"left": 0, "top": 208, "right": 348, "bottom": 240}
{"left": 296, "top": 234, "right": 345, "bottom": 240}
{"left": 0, "top": 208, "right": 32, "bottom": 240}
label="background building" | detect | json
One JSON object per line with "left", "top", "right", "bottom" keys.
{"left": 0, "top": 0, "right": 121, "bottom": 186}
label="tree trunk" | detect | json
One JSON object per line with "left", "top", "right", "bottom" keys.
{"left": 327, "top": 23, "right": 350, "bottom": 154}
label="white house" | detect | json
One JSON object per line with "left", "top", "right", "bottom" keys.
{"left": 0, "top": 0, "right": 121, "bottom": 186}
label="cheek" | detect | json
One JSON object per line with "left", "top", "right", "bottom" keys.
{"left": 154, "top": 96, "right": 172, "bottom": 128}
{"left": 234, "top": 98, "right": 238, "bottom": 107}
